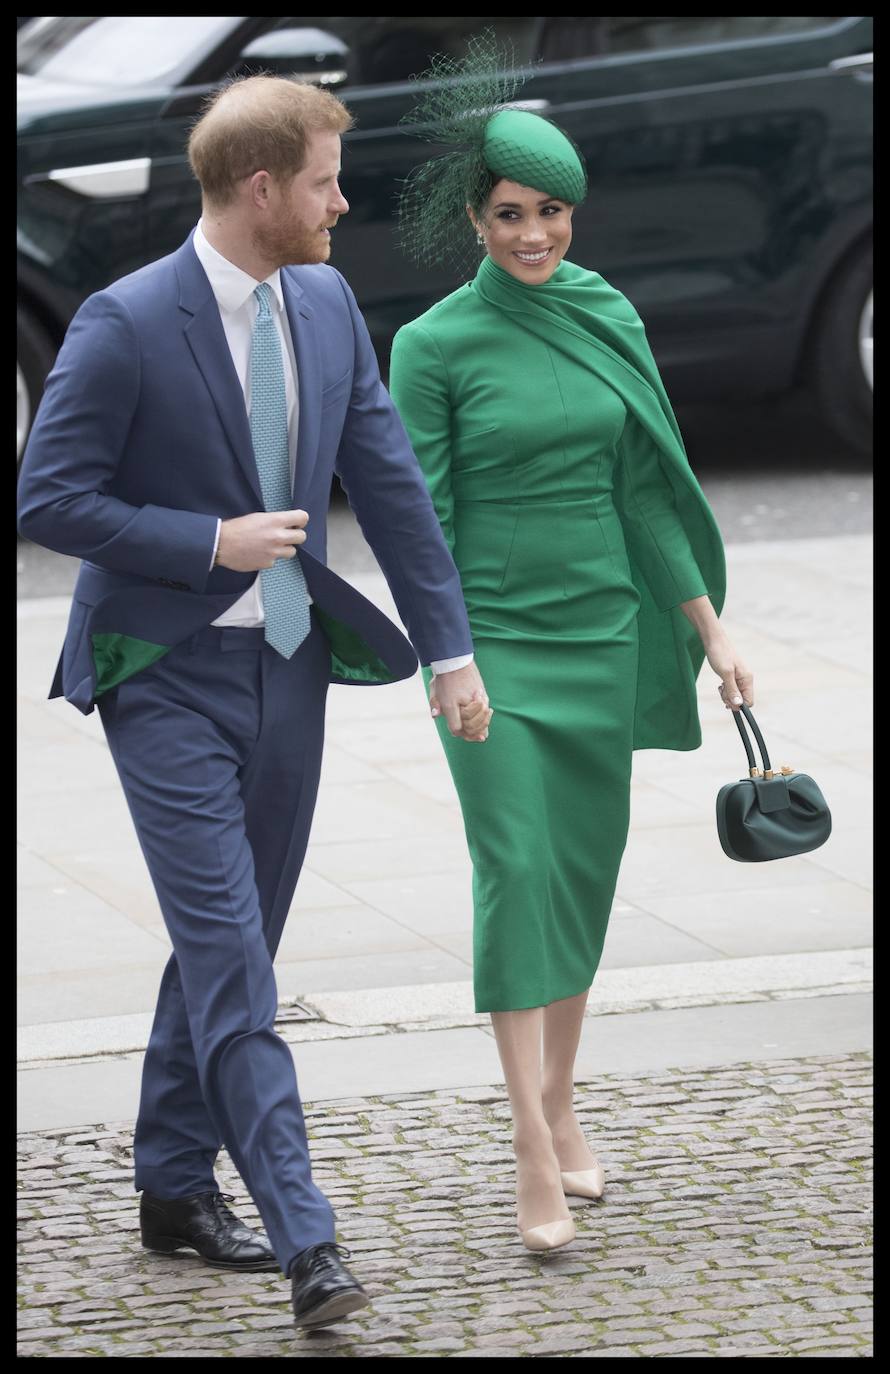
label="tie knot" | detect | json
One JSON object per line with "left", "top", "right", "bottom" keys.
{"left": 254, "top": 282, "right": 274, "bottom": 318}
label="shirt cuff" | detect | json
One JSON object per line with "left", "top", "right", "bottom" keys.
{"left": 209, "top": 518, "right": 221, "bottom": 570}
{"left": 429, "top": 653, "right": 474, "bottom": 675}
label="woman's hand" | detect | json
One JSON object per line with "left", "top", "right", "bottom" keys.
{"left": 704, "top": 632, "right": 754, "bottom": 712}
{"left": 678, "top": 595, "right": 754, "bottom": 712}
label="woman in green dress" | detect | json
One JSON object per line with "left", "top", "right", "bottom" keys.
{"left": 389, "top": 51, "right": 753, "bottom": 1253}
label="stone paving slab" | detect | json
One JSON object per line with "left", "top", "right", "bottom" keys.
{"left": 17, "top": 1052, "right": 872, "bottom": 1358}
{"left": 18, "top": 535, "right": 873, "bottom": 1034}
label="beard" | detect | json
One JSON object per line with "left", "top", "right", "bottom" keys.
{"left": 253, "top": 215, "right": 331, "bottom": 268}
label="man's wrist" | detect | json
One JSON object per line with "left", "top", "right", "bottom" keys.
{"left": 430, "top": 652, "right": 474, "bottom": 675}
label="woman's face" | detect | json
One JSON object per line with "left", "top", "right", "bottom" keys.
{"left": 469, "top": 179, "right": 574, "bottom": 283}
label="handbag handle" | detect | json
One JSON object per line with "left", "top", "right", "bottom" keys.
{"left": 731, "top": 703, "right": 781, "bottom": 778}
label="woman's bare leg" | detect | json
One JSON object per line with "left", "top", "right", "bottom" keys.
{"left": 490, "top": 1007, "right": 572, "bottom": 1231}
{"left": 541, "top": 989, "right": 600, "bottom": 1171}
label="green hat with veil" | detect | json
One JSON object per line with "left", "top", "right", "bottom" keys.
{"left": 397, "top": 32, "right": 587, "bottom": 271}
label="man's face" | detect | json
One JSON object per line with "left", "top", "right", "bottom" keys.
{"left": 254, "top": 130, "right": 349, "bottom": 267}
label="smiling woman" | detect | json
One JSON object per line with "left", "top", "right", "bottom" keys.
{"left": 389, "top": 44, "right": 755, "bottom": 1260}
{"left": 469, "top": 186, "right": 574, "bottom": 279}
{"left": 468, "top": 114, "right": 585, "bottom": 287}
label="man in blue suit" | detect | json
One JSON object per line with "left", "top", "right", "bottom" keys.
{"left": 17, "top": 75, "right": 491, "bottom": 1330}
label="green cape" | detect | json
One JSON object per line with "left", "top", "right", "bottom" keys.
{"left": 473, "top": 254, "right": 727, "bottom": 751}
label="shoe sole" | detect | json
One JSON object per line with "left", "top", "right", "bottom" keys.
{"left": 294, "top": 1288, "right": 370, "bottom": 1329}
{"left": 142, "top": 1239, "right": 279, "bottom": 1272}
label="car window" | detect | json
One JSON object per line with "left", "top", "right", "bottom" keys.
{"left": 17, "top": 15, "right": 236, "bottom": 85}
{"left": 268, "top": 17, "right": 544, "bottom": 85}
{"left": 538, "top": 16, "right": 843, "bottom": 61}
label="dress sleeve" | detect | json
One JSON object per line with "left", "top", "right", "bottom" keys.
{"left": 389, "top": 323, "right": 456, "bottom": 554}
{"left": 615, "top": 412, "right": 709, "bottom": 611}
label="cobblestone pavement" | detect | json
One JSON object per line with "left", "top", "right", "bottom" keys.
{"left": 18, "top": 1052, "right": 872, "bottom": 1358}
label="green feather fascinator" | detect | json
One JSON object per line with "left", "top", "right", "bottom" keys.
{"left": 397, "top": 31, "right": 587, "bottom": 272}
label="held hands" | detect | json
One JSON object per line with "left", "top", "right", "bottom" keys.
{"left": 430, "top": 663, "right": 493, "bottom": 742}
{"left": 216, "top": 510, "right": 309, "bottom": 572}
{"left": 455, "top": 696, "right": 491, "bottom": 742}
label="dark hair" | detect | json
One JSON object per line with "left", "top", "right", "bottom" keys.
{"left": 469, "top": 167, "right": 500, "bottom": 214}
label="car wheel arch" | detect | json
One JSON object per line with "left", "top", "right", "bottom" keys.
{"left": 793, "top": 222, "right": 873, "bottom": 382}
{"left": 799, "top": 228, "right": 873, "bottom": 454}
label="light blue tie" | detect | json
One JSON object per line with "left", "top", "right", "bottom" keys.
{"left": 249, "top": 282, "right": 311, "bottom": 659}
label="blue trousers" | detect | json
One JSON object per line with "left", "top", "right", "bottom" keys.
{"left": 98, "top": 618, "right": 334, "bottom": 1276}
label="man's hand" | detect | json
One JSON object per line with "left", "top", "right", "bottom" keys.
{"left": 216, "top": 510, "right": 308, "bottom": 572}
{"left": 430, "top": 662, "right": 493, "bottom": 742}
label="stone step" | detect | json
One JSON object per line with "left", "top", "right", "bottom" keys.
{"left": 17, "top": 947, "right": 873, "bottom": 1066}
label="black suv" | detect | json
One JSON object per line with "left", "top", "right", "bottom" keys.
{"left": 18, "top": 16, "right": 872, "bottom": 462}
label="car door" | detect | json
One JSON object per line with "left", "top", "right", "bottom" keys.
{"left": 522, "top": 16, "right": 873, "bottom": 395}
{"left": 147, "top": 14, "right": 871, "bottom": 401}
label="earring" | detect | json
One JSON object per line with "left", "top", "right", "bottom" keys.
{"left": 477, "top": 234, "right": 486, "bottom": 246}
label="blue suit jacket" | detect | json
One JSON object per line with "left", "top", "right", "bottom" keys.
{"left": 17, "top": 235, "right": 473, "bottom": 712}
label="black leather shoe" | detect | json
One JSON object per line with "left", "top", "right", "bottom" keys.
{"left": 140, "top": 1190, "right": 278, "bottom": 1271}
{"left": 290, "top": 1243, "right": 369, "bottom": 1328}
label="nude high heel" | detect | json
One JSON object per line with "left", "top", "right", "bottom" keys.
{"left": 560, "top": 1158, "right": 605, "bottom": 1200}
{"left": 519, "top": 1217, "right": 576, "bottom": 1252}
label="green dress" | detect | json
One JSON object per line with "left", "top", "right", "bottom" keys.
{"left": 389, "top": 256, "right": 726, "bottom": 1012}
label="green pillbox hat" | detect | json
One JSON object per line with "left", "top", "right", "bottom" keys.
{"left": 397, "top": 32, "right": 588, "bottom": 268}
{"left": 483, "top": 109, "right": 588, "bottom": 205}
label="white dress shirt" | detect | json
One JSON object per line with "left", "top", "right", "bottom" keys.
{"left": 193, "top": 222, "right": 472, "bottom": 673}
{"left": 194, "top": 221, "right": 297, "bottom": 628}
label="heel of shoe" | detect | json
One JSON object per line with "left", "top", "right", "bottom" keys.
{"left": 141, "top": 1233, "right": 182, "bottom": 1254}
{"left": 520, "top": 1218, "right": 576, "bottom": 1252}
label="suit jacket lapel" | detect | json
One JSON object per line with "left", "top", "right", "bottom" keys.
{"left": 176, "top": 240, "right": 264, "bottom": 507}
{"left": 283, "top": 278, "right": 322, "bottom": 505}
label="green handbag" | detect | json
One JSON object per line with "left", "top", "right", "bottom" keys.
{"left": 716, "top": 704, "right": 831, "bottom": 862}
